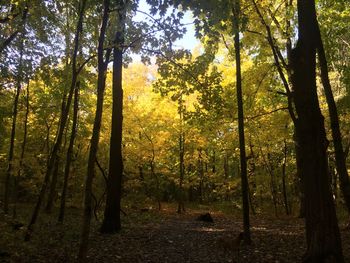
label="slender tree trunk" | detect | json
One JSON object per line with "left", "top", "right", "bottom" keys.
{"left": 251, "top": 0, "right": 295, "bottom": 121}
{"left": 4, "top": 32, "right": 25, "bottom": 214}
{"left": 177, "top": 96, "right": 185, "bottom": 213}
{"left": 148, "top": 142, "right": 161, "bottom": 210}
{"left": 43, "top": 120, "right": 52, "bottom": 159}
{"left": 150, "top": 160, "right": 161, "bottom": 211}
{"left": 267, "top": 153, "right": 278, "bottom": 216}
{"left": 58, "top": 83, "right": 80, "bottom": 223}
{"left": 224, "top": 152, "right": 231, "bottom": 201}
{"left": 45, "top": 95, "right": 71, "bottom": 213}
{"left": 100, "top": 0, "right": 126, "bottom": 233}
{"left": 315, "top": 24, "right": 350, "bottom": 215}
{"left": 252, "top": 0, "right": 302, "bottom": 218}
{"left": 233, "top": 0, "right": 251, "bottom": 244}
{"left": 281, "top": 139, "right": 290, "bottom": 215}
{"left": 212, "top": 150, "right": 216, "bottom": 173}
{"left": 13, "top": 80, "right": 30, "bottom": 218}
{"left": 45, "top": 157, "right": 60, "bottom": 213}
{"left": 291, "top": 0, "right": 344, "bottom": 261}
{"left": 198, "top": 149, "right": 204, "bottom": 203}
{"left": 248, "top": 142, "right": 256, "bottom": 215}
{"left": 78, "top": 0, "right": 111, "bottom": 259}
{"left": 25, "top": 0, "right": 86, "bottom": 241}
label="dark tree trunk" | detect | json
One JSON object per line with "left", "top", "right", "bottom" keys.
{"left": 224, "top": 153, "right": 231, "bottom": 201}
{"left": 198, "top": 150, "right": 204, "bottom": 203}
{"left": 13, "top": 79, "right": 30, "bottom": 218}
{"left": 146, "top": 138, "right": 161, "bottom": 210}
{"left": 45, "top": 157, "right": 60, "bottom": 213}
{"left": 100, "top": 1, "right": 126, "bottom": 233}
{"left": 267, "top": 153, "right": 278, "bottom": 216}
{"left": 177, "top": 130, "right": 185, "bottom": 213}
{"left": 315, "top": 24, "right": 350, "bottom": 215}
{"left": 78, "top": 0, "right": 111, "bottom": 259}
{"left": 248, "top": 143, "right": 256, "bottom": 215}
{"left": 212, "top": 150, "right": 216, "bottom": 173}
{"left": 252, "top": 0, "right": 302, "bottom": 218}
{"left": 291, "top": 0, "right": 344, "bottom": 261}
{"left": 4, "top": 31, "right": 25, "bottom": 214}
{"left": 281, "top": 139, "right": 290, "bottom": 215}
{"left": 25, "top": 0, "right": 86, "bottom": 242}
{"left": 233, "top": 0, "right": 251, "bottom": 245}
{"left": 58, "top": 83, "right": 80, "bottom": 223}
{"left": 177, "top": 95, "right": 185, "bottom": 213}
{"left": 150, "top": 160, "right": 162, "bottom": 211}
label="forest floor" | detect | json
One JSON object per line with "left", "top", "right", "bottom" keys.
{"left": 1, "top": 203, "right": 350, "bottom": 263}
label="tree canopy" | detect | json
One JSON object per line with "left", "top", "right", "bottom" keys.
{"left": 1, "top": 0, "right": 350, "bottom": 262}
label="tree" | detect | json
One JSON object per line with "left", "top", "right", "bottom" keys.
{"left": 58, "top": 82, "right": 80, "bottom": 223}
{"left": 3, "top": 24, "right": 25, "bottom": 214}
{"left": 232, "top": 0, "right": 251, "bottom": 244}
{"left": 13, "top": 78, "right": 30, "bottom": 218}
{"left": 100, "top": 0, "right": 127, "bottom": 234}
{"left": 290, "top": 0, "right": 344, "bottom": 261}
{"left": 78, "top": 0, "right": 111, "bottom": 259}
{"left": 315, "top": 13, "right": 350, "bottom": 218}
{"left": 25, "top": 0, "right": 87, "bottom": 241}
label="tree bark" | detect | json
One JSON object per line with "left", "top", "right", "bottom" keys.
{"left": 100, "top": 0, "right": 126, "bottom": 233}
{"left": 291, "top": 0, "right": 344, "bottom": 261}
{"left": 78, "top": 0, "right": 111, "bottom": 259}
{"left": 177, "top": 96, "right": 185, "bottom": 213}
{"left": 233, "top": 0, "right": 251, "bottom": 245}
{"left": 58, "top": 82, "right": 80, "bottom": 223}
{"left": 4, "top": 30, "right": 25, "bottom": 214}
{"left": 13, "top": 79, "right": 30, "bottom": 218}
{"left": 25, "top": 0, "right": 86, "bottom": 241}
{"left": 315, "top": 24, "right": 350, "bottom": 215}
{"left": 282, "top": 139, "right": 290, "bottom": 215}
{"left": 198, "top": 149, "right": 204, "bottom": 203}
{"left": 45, "top": 156, "right": 60, "bottom": 213}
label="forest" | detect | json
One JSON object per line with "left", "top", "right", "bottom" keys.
{"left": 1, "top": 0, "right": 350, "bottom": 262}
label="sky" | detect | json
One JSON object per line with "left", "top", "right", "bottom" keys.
{"left": 133, "top": 0, "right": 199, "bottom": 56}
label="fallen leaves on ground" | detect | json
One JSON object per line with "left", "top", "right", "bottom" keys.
{"left": 1, "top": 205, "right": 350, "bottom": 262}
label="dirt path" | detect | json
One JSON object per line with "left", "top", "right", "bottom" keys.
{"left": 2, "top": 208, "right": 350, "bottom": 262}
{"left": 87, "top": 211, "right": 307, "bottom": 263}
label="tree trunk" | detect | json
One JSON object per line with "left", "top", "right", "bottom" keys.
{"left": 150, "top": 160, "right": 162, "bottom": 211}
{"left": 4, "top": 31, "right": 25, "bottom": 214}
{"left": 267, "top": 153, "right": 278, "bottom": 216}
{"left": 224, "top": 152, "right": 231, "bottom": 201}
{"left": 282, "top": 139, "right": 290, "bottom": 215}
{"left": 58, "top": 82, "right": 80, "bottom": 223}
{"left": 177, "top": 131, "right": 186, "bottom": 213}
{"left": 233, "top": 0, "right": 251, "bottom": 245}
{"left": 100, "top": 0, "right": 126, "bottom": 233}
{"left": 78, "top": 0, "right": 111, "bottom": 259}
{"left": 25, "top": 0, "right": 86, "bottom": 241}
{"left": 13, "top": 79, "right": 30, "bottom": 218}
{"left": 212, "top": 150, "right": 216, "bottom": 173}
{"left": 291, "top": 0, "right": 344, "bottom": 261}
{"left": 315, "top": 24, "right": 350, "bottom": 215}
{"left": 177, "top": 96, "right": 185, "bottom": 213}
{"left": 45, "top": 156, "right": 60, "bottom": 213}
{"left": 198, "top": 150, "right": 204, "bottom": 203}
{"left": 248, "top": 142, "right": 256, "bottom": 215}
